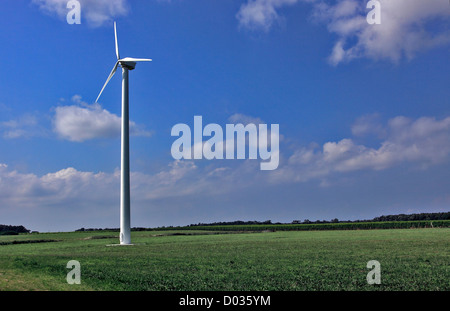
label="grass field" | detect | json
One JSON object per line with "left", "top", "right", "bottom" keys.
{"left": 0, "top": 228, "right": 448, "bottom": 291}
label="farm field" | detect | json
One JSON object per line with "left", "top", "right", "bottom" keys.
{"left": 0, "top": 228, "right": 448, "bottom": 291}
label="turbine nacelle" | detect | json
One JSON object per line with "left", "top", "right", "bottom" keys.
{"left": 120, "top": 60, "right": 136, "bottom": 70}
{"left": 119, "top": 57, "right": 152, "bottom": 70}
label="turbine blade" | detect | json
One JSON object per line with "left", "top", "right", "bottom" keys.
{"left": 96, "top": 61, "right": 119, "bottom": 103}
{"left": 114, "top": 21, "right": 120, "bottom": 60}
{"left": 131, "top": 58, "right": 152, "bottom": 62}
{"left": 120, "top": 57, "right": 152, "bottom": 62}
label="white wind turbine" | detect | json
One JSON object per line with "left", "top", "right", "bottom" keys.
{"left": 96, "top": 22, "right": 151, "bottom": 245}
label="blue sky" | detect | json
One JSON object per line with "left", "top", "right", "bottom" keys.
{"left": 0, "top": 0, "right": 449, "bottom": 232}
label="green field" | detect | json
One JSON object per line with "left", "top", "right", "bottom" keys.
{"left": 0, "top": 228, "right": 448, "bottom": 291}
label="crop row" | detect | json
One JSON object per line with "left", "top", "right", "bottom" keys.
{"left": 168, "top": 220, "right": 450, "bottom": 232}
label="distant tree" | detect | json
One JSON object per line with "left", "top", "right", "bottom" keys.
{"left": 0, "top": 225, "right": 29, "bottom": 234}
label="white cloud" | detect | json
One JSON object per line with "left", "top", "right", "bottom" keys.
{"left": 237, "top": 0, "right": 450, "bottom": 64}
{"left": 0, "top": 95, "right": 151, "bottom": 142}
{"left": 0, "top": 113, "right": 47, "bottom": 139}
{"left": 32, "top": 0, "right": 129, "bottom": 27}
{"left": 236, "top": 0, "right": 300, "bottom": 31}
{"left": 228, "top": 113, "right": 264, "bottom": 125}
{"left": 0, "top": 159, "right": 224, "bottom": 213}
{"left": 272, "top": 115, "right": 450, "bottom": 183}
{"left": 351, "top": 113, "right": 386, "bottom": 138}
{"left": 0, "top": 164, "right": 119, "bottom": 220}
{"left": 52, "top": 95, "right": 151, "bottom": 142}
{"left": 132, "top": 160, "right": 214, "bottom": 200}
{"left": 0, "top": 156, "right": 254, "bottom": 231}
{"left": 315, "top": 0, "right": 450, "bottom": 65}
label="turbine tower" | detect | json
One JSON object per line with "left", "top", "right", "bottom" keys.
{"left": 96, "top": 22, "right": 151, "bottom": 245}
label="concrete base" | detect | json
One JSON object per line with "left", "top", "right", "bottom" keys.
{"left": 106, "top": 243, "right": 135, "bottom": 247}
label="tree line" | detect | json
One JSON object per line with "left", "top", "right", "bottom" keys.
{"left": 186, "top": 212, "right": 450, "bottom": 227}
{"left": 6, "top": 212, "right": 446, "bottom": 233}
{"left": 0, "top": 224, "right": 30, "bottom": 235}
{"left": 74, "top": 212, "right": 449, "bottom": 231}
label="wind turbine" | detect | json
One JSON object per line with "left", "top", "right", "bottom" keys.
{"left": 96, "top": 22, "right": 151, "bottom": 245}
